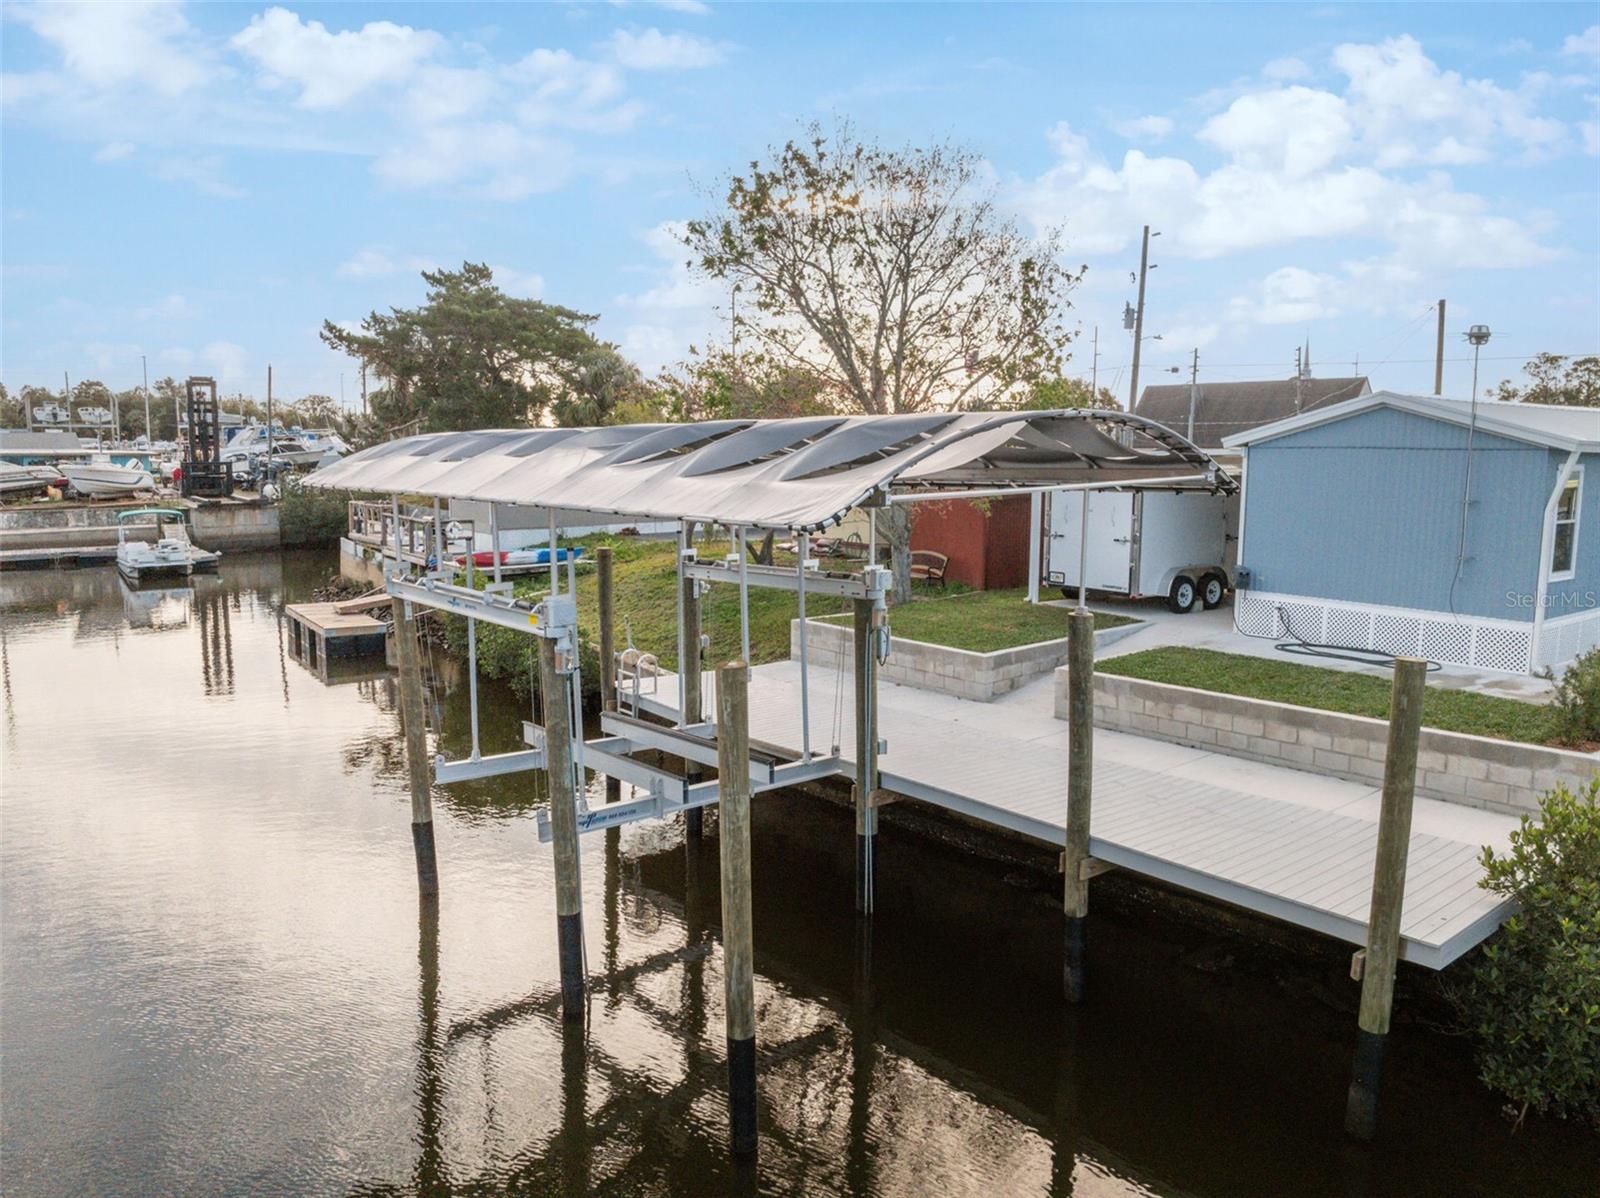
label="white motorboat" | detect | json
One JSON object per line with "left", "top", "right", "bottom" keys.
{"left": 61, "top": 460, "right": 155, "bottom": 498}
{"left": 0, "top": 461, "right": 65, "bottom": 496}
{"left": 115, "top": 508, "right": 220, "bottom": 582}
{"left": 31, "top": 402, "right": 70, "bottom": 424}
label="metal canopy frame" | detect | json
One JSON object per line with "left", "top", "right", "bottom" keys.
{"left": 343, "top": 411, "right": 1239, "bottom": 840}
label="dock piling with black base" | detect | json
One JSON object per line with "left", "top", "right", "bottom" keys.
{"left": 392, "top": 599, "right": 439, "bottom": 897}
{"left": 1344, "top": 656, "right": 1426, "bottom": 1141}
{"left": 1062, "top": 609, "right": 1095, "bottom": 1002}
{"left": 852, "top": 598, "right": 879, "bottom": 915}
{"left": 716, "top": 659, "right": 758, "bottom": 1158}
{"left": 538, "top": 635, "right": 587, "bottom": 1022}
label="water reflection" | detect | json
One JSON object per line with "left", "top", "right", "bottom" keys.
{"left": 2, "top": 552, "right": 1594, "bottom": 1198}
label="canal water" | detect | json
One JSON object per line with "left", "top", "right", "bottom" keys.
{"left": 1, "top": 551, "right": 1593, "bottom": 1197}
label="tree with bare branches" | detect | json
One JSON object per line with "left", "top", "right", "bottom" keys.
{"left": 683, "top": 122, "right": 1083, "bottom": 599}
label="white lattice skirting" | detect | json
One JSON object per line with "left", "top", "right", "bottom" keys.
{"left": 1235, "top": 590, "right": 1540, "bottom": 674}
{"left": 1533, "top": 607, "right": 1600, "bottom": 672}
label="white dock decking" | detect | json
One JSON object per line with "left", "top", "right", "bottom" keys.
{"left": 651, "top": 661, "right": 1520, "bottom": 970}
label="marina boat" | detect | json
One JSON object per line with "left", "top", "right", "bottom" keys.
{"left": 115, "top": 509, "right": 220, "bottom": 583}
{"left": 30, "top": 402, "right": 70, "bottom": 424}
{"left": 0, "top": 461, "right": 66, "bottom": 497}
{"left": 61, "top": 459, "right": 156, "bottom": 498}
{"left": 221, "top": 425, "right": 326, "bottom": 468}
{"left": 76, "top": 406, "right": 114, "bottom": 426}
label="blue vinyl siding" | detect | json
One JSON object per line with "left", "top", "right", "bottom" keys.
{"left": 1239, "top": 407, "right": 1591, "bottom": 623}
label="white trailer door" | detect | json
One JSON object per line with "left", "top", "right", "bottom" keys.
{"left": 1047, "top": 491, "right": 1135, "bottom": 594}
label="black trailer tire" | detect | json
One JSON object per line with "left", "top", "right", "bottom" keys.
{"left": 1167, "top": 575, "right": 1197, "bottom": 614}
{"left": 1200, "top": 571, "right": 1227, "bottom": 610}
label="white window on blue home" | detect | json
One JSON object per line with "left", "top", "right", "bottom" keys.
{"left": 1550, "top": 466, "right": 1583, "bottom": 580}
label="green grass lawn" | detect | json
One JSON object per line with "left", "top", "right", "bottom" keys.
{"left": 447, "top": 534, "right": 850, "bottom": 700}
{"left": 821, "top": 588, "right": 1134, "bottom": 653}
{"left": 1097, "top": 645, "right": 1565, "bottom": 746}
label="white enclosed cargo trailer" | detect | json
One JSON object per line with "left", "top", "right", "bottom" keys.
{"left": 1045, "top": 489, "right": 1238, "bottom": 612}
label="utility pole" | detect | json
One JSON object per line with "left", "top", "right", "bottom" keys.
{"left": 1294, "top": 347, "right": 1303, "bottom": 412}
{"left": 1127, "top": 225, "right": 1153, "bottom": 410}
{"left": 1186, "top": 348, "right": 1200, "bottom": 441}
{"left": 141, "top": 355, "right": 151, "bottom": 445}
{"left": 1090, "top": 326, "right": 1099, "bottom": 399}
{"left": 1433, "top": 299, "right": 1447, "bottom": 395}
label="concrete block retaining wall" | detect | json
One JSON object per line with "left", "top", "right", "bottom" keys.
{"left": 1071, "top": 671, "right": 1598, "bottom": 816}
{"left": 793, "top": 616, "right": 1144, "bottom": 703}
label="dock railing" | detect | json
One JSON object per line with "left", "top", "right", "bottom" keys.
{"left": 349, "top": 500, "right": 474, "bottom": 573}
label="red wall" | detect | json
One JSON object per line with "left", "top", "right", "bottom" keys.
{"left": 909, "top": 495, "right": 1032, "bottom": 590}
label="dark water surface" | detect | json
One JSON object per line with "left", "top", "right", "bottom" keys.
{"left": 2, "top": 551, "right": 1594, "bottom": 1197}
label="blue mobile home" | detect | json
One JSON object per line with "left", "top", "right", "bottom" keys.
{"left": 1224, "top": 392, "right": 1598, "bottom": 674}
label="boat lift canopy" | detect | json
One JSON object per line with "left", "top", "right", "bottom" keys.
{"left": 303, "top": 409, "right": 1237, "bottom": 532}
{"left": 303, "top": 410, "right": 1238, "bottom": 839}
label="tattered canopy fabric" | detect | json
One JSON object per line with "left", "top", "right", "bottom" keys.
{"left": 304, "top": 409, "right": 1237, "bottom": 532}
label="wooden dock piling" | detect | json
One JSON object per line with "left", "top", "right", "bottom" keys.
{"left": 716, "top": 659, "right": 758, "bottom": 1157}
{"left": 538, "top": 635, "right": 587, "bottom": 1022}
{"left": 392, "top": 599, "right": 439, "bottom": 897}
{"left": 1345, "top": 657, "right": 1426, "bottom": 1141}
{"left": 1062, "top": 609, "right": 1095, "bottom": 1002}
{"left": 852, "top": 599, "right": 880, "bottom": 915}
{"left": 597, "top": 546, "right": 620, "bottom": 804}
{"left": 682, "top": 571, "right": 704, "bottom": 839}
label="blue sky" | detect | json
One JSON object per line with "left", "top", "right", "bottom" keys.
{"left": 3, "top": 2, "right": 1598, "bottom": 409}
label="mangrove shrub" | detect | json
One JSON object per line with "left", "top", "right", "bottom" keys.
{"left": 1461, "top": 777, "right": 1600, "bottom": 1127}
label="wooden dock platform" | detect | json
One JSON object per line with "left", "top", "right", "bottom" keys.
{"left": 647, "top": 661, "right": 1520, "bottom": 969}
{"left": 285, "top": 601, "right": 389, "bottom": 680}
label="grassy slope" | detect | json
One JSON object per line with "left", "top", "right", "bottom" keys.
{"left": 820, "top": 588, "right": 1133, "bottom": 653}
{"left": 1098, "top": 645, "right": 1562, "bottom": 746}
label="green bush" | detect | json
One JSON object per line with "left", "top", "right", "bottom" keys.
{"left": 279, "top": 480, "right": 350, "bottom": 546}
{"left": 1461, "top": 777, "right": 1600, "bottom": 1127}
{"left": 1547, "top": 647, "right": 1600, "bottom": 747}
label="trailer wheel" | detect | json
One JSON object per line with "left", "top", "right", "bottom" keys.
{"left": 1167, "top": 575, "right": 1197, "bottom": 614}
{"left": 1200, "top": 571, "right": 1227, "bottom": 610}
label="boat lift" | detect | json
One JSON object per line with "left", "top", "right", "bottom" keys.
{"left": 315, "top": 410, "right": 1237, "bottom": 913}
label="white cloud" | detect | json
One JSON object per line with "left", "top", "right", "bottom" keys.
{"left": 1333, "top": 34, "right": 1565, "bottom": 165}
{"left": 1199, "top": 86, "right": 1353, "bottom": 176}
{"left": 201, "top": 340, "right": 249, "bottom": 383}
{"left": 153, "top": 154, "right": 245, "bottom": 198}
{"left": 511, "top": 49, "right": 638, "bottom": 130}
{"left": 231, "top": 7, "right": 442, "bottom": 108}
{"left": 607, "top": 28, "right": 726, "bottom": 70}
{"left": 1560, "top": 26, "right": 1600, "bottom": 58}
{"left": 374, "top": 122, "right": 576, "bottom": 201}
{"left": 1110, "top": 114, "right": 1173, "bottom": 142}
{"left": 13, "top": 1, "right": 208, "bottom": 95}
{"left": 134, "top": 293, "right": 191, "bottom": 320}
{"left": 1228, "top": 266, "right": 1340, "bottom": 325}
{"left": 93, "top": 141, "right": 136, "bottom": 162}
{"left": 1018, "top": 36, "right": 1564, "bottom": 271}
{"left": 1262, "top": 56, "right": 1310, "bottom": 82}
{"left": 612, "top": 221, "right": 725, "bottom": 372}
{"left": 335, "top": 250, "right": 437, "bottom": 279}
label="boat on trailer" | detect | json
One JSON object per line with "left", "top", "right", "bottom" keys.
{"left": 115, "top": 508, "right": 220, "bottom": 583}
{"left": 62, "top": 459, "right": 155, "bottom": 498}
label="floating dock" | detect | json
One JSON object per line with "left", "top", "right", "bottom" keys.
{"left": 285, "top": 601, "right": 388, "bottom": 680}
{"left": 647, "top": 661, "right": 1518, "bottom": 969}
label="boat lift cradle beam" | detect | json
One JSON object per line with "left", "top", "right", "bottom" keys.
{"left": 380, "top": 531, "right": 868, "bottom": 828}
